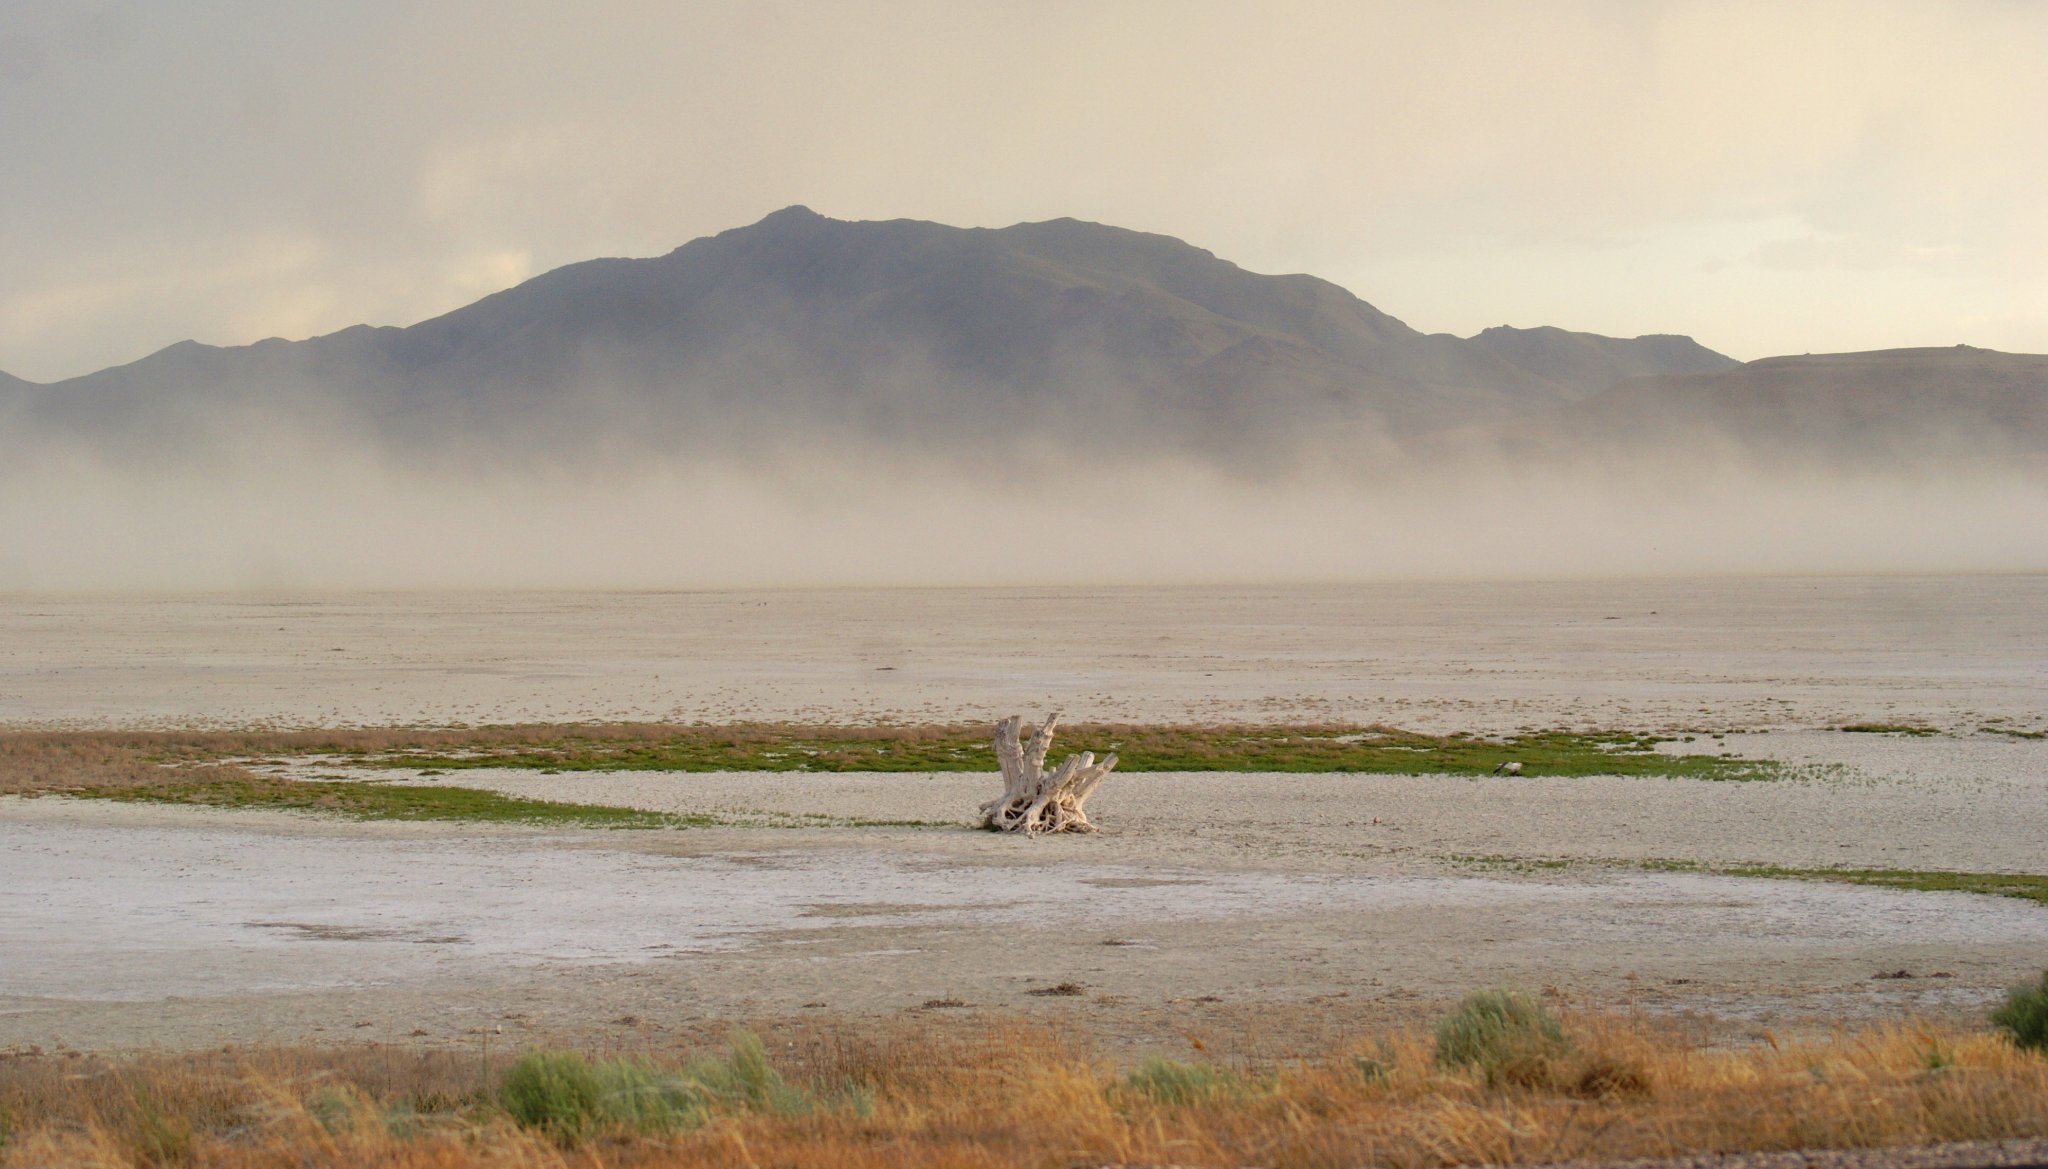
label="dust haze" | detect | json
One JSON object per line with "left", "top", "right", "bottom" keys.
{"left": 8, "top": 205, "right": 2037, "bottom": 591}
{"left": 4, "top": 429, "right": 2041, "bottom": 591}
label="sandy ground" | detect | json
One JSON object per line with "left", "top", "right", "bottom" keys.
{"left": 2, "top": 576, "right": 2044, "bottom": 732}
{"left": 2, "top": 576, "right": 2043, "bottom": 1058}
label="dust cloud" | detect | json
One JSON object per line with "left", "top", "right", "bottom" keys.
{"left": 3, "top": 433, "right": 2041, "bottom": 591}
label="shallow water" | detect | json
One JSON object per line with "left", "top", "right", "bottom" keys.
{"left": 8, "top": 816, "right": 2046, "bottom": 1002}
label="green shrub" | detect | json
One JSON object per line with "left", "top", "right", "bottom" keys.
{"left": 500, "top": 1034, "right": 801, "bottom": 1144}
{"left": 589, "top": 1060, "right": 709, "bottom": 1134}
{"left": 1118, "top": 1056, "right": 1237, "bottom": 1106}
{"left": 1992, "top": 969, "right": 2048, "bottom": 1053}
{"left": 1434, "top": 989, "right": 1570, "bottom": 1088}
{"left": 683, "top": 1031, "right": 811, "bottom": 1115}
{"left": 500, "top": 1051, "right": 606, "bottom": 1143}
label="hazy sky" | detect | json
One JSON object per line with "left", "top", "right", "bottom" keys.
{"left": 3, "top": 0, "right": 2045, "bottom": 383}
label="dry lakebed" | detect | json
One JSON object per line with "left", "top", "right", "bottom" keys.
{"left": 2, "top": 576, "right": 2045, "bottom": 1061}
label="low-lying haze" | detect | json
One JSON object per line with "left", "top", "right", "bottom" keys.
{"left": 4, "top": 438, "right": 2042, "bottom": 591}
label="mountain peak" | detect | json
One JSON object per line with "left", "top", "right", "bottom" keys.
{"left": 756, "top": 204, "right": 828, "bottom": 226}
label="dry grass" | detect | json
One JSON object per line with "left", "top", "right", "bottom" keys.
{"left": 0, "top": 726, "right": 735, "bottom": 795}
{"left": 0, "top": 732, "right": 718, "bottom": 827}
{"left": 0, "top": 733, "right": 230, "bottom": 795}
{"left": 0, "top": 724, "right": 979, "bottom": 798}
{"left": 0, "top": 728, "right": 991, "bottom": 802}
{"left": 2, "top": 1011, "right": 2044, "bottom": 1168}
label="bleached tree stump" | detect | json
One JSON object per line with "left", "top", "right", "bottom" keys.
{"left": 979, "top": 714, "right": 1117, "bottom": 834}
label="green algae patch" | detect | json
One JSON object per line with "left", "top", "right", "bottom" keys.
{"left": 1642, "top": 860, "right": 2048, "bottom": 906}
{"left": 73, "top": 773, "right": 699, "bottom": 828}
{"left": 353, "top": 724, "right": 1783, "bottom": 781}
{"left": 1449, "top": 853, "right": 2048, "bottom": 908}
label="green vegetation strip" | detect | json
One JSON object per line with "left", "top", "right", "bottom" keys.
{"left": 1453, "top": 854, "right": 2048, "bottom": 907}
{"left": 1644, "top": 860, "right": 2048, "bottom": 906}
{"left": 77, "top": 774, "right": 701, "bottom": 828}
{"left": 347, "top": 726, "right": 1781, "bottom": 781}
{"left": 74, "top": 773, "right": 947, "bottom": 829}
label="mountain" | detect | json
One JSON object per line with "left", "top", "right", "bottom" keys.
{"left": 1547, "top": 346, "right": 2048, "bottom": 469}
{"left": 15, "top": 207, "right": 2040, "bottom": 477}
{"left": 1467, "top": 325, "right": 1737, "bottom": 401}
{"left": 6, "top": 207, "right": 1736, "bottom": 466}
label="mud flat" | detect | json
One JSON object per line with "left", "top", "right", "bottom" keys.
{"left": 2, "top": 574, "right": 2043, "bottom": 1057}
{"left": 2, "top": 575, "right": 2043, "bottom": 731}
{"left": 6, "top": 726, "right": 2046, "bottom": 1055}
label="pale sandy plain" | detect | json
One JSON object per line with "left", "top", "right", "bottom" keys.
{"left": 2, "top": 575, "right": 2045, "bottom": 1058}
{"left": 4, "top": 576, "right": 2043, "bottom": 732}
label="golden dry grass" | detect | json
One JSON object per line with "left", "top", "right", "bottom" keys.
{"left": 2, "top": 1011, "right": 2043, "bottom": 1168}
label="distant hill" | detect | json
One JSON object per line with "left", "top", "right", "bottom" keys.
{"left": 1543, "top": 346, "right": 2048, "bottom": 469}
{"left": 1467, "top": 325, "right": 1736, "bottom": 402}
{"left": 11, "top": 208, "right": 2042, "bottom": 476}
{"left": 6, "top": 207, "right": 1738, "bottom": 466}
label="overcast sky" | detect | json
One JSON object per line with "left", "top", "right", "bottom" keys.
{"left": 2, "top": 0, "right": 2044, "bottom": 382}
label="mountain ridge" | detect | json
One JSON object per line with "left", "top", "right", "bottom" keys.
{"left": 1542, "top": 344, "right": 2048, "bottom": 468}
{"left": 8, "top": 207, "right": 2039, "bottom": 470}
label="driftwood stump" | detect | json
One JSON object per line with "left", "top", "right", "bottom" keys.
{"left": 979, "top": 713, "right": 1117, "bottom": 834}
